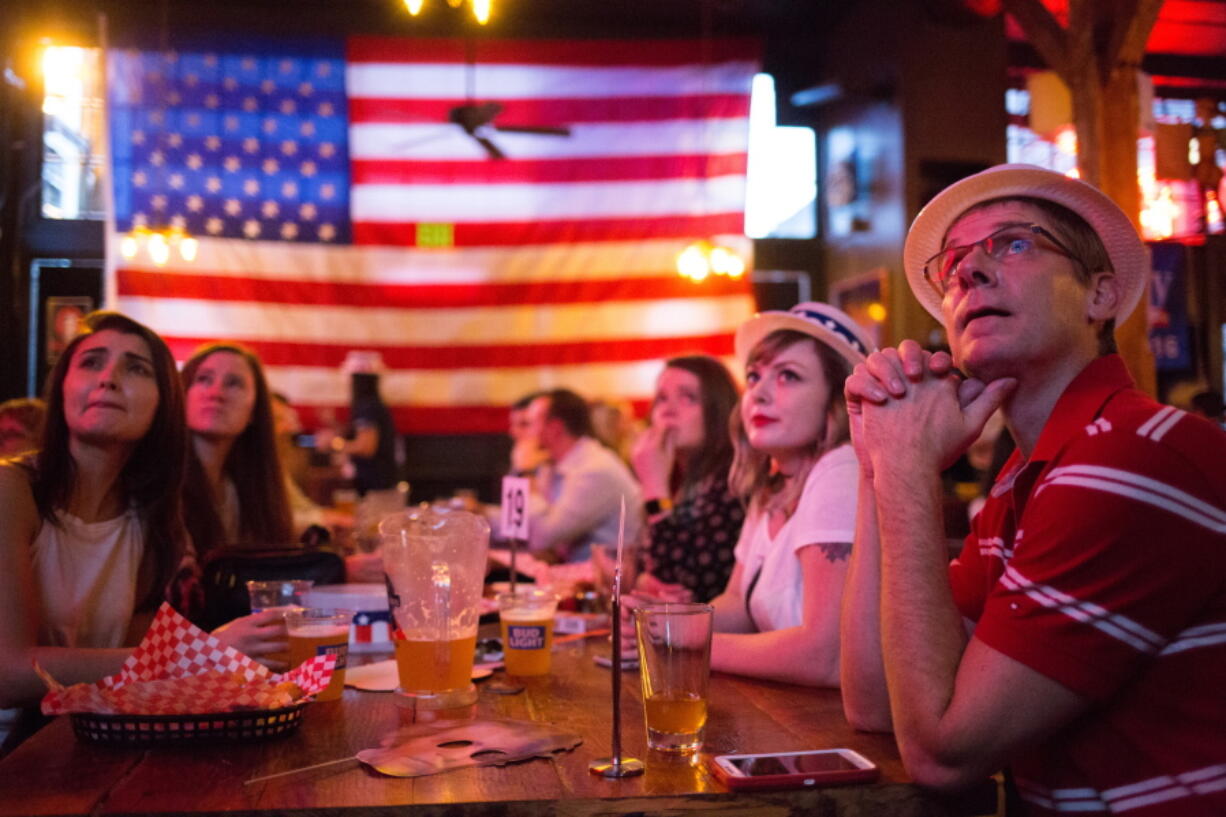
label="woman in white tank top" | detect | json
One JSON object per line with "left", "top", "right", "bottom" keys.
{"left": 0, "top": 312, "right": 189, "bottom": 747}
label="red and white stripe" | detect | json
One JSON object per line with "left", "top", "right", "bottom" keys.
{"left": 1158, "top": 621, "right": 1226, "bottom": 656}
{"left": 1136, "top": 406, "right": 1187, "bottom": 443}
{"left": 1018, "top": 764, "right": 1226, "bottom": 813}
{"left": 976, "top": 536, "right": 1014, "bottom": 562}
{"left": 998, "top": 565, "right": 1166, "bottom": 654}
{"left": 1037, "top": 464, "right": 1226, "bottom": 534}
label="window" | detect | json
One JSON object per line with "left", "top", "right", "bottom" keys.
{"left": 41, "top": 45, "right": 106, "bottom": 220}
{"left": 744, "top": 73, "right": 816, "bottom": 239}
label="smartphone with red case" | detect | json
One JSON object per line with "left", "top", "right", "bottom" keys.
{"left": 707, "top": 748, "right": 880, "bottom": 790}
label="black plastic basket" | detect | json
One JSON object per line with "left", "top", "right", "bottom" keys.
{"left": 69, "top": 703, "right": 305, "bottom": 747}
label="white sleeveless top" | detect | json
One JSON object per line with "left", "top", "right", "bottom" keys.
{"left": 30, "top": 508, "right": 145, "bottom": 648}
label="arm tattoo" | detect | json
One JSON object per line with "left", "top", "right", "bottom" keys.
{"left": 817, "top": 542, "right": 852, "bottom": 563}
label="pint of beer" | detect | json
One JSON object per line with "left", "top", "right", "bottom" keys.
{"left": 286, "top": 608, "right": 353, "bottom": 701}
{"left": 497, "top": 588, "right": 559, "bottom": 676}
{"left": 394, "top": 632, "right": 478, "bottom": 693}
{"left": 634, "top": 602, "right": 713, "bottom": 753}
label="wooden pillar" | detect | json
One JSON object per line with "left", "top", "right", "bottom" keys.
{"left": 1003, "top": 0, "right": 1162, "bottom": 395}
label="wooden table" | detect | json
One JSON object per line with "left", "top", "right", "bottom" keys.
{"left": 0, "top": 633, "right": 995, "bottom": 816}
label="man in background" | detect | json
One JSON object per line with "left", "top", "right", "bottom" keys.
{"left": 522, "top": 389, "right": 642, "bottom": 563}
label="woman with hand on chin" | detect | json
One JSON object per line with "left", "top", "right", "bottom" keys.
{"left": 706, "top": 303, "right": 872, "bottom": 687}
{"left": 0, "top": 312, "right": 188, "bottom": 750}
{"left": 630, "top": 356, "right": 743, "bottom": 604}
{"left": 177, "top": 343, "right": 295, "bottom": 667}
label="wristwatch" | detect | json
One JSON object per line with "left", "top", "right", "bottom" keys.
{"left": 643, "top": 496, "right": 674, "bottom": 516}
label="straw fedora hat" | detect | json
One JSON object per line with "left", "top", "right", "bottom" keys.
{"left": 903, "top": 163, "right": 1149, "bottom": 322}
{"left": 735, "top": 302, "right": 875, "bottom": 370}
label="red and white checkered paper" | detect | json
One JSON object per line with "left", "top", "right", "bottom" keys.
{"left": 41, "top": 603, "right": 335, "bottom": 715}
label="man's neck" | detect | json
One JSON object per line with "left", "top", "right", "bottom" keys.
{"left": 1002, "top": 352, "right": 1098, "bottom": 458}
{"left": 549, "top": 434, "right": 580, "bottom": 464}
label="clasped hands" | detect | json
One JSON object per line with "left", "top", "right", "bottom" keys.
{"left": 844, "top": 340, "right": 1017, "bottom": 480}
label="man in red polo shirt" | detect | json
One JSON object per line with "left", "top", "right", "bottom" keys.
{"left": 840, "top": 165, "right": 1225, "bottom": 816}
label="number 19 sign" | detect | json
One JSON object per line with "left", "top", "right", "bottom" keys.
{"left": 500, "top": 476, "right": 530, "bottom": 541}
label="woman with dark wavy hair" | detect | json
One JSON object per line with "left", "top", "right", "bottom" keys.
{"left": 0, "top": 311, "right": 188, "bottom": 748}
{"left": 630, "top": 355, "right": 743, "bottom": 603}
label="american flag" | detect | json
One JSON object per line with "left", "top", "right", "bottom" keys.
{"left": 108, "top": 36, "right": 758, "bottom": 434}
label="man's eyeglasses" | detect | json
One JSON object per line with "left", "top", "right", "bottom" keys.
{"left": 922, "top": 223, "right": 1084, "bottom": 297}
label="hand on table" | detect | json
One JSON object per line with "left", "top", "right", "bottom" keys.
{"left": 212, "top": 610, "right": 290, "bottom": 672}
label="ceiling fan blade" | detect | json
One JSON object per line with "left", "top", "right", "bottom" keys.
{"left": 493, "top": 124, "right": 572, "bottom": 137}
{"left": 449, "top": 101, "right": 502, "bottom": 134}
{"left": 473, "top": 134, "right": 507, "bottom": 161}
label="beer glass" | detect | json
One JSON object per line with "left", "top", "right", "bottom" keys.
{"left": 286, "top": 608, "right": 353, "bottom": 701}
{"left": 497, "top": 588, "right": 559, "bottom": 676}
{"left": 381, "top": 506, "right": 490, "bottom": 710}
{"left": 634, "top": 602, "right": 714, "bottom": 753}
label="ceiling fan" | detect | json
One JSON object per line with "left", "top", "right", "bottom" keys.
{"left": 447, "top": 100, "right": 571, "bottom": 161}
{"left": 446, "top": 39, "right": 572, "bottom": 160}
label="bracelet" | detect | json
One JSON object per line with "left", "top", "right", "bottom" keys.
{"left": 643, "top": 496, "right": 673, "bottom": 516}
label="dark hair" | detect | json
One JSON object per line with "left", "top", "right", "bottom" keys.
{"left": 32, "top": 311, "right": 187, "bottom": 611}
{"left": 511, "top": 391, "right": 542, "bottom": 412}
{"left": 662, "top": 356, "right": 739, "bottom": 495}
{"left": 728, "top": 329, "right": 852, "bottom": 505}
{"left": 181, "top": 343, "right": 293, "bottom": 556}
{"left": 543, "top": 388, "right": 594, "bottom": 439}
{"left": 351, "top": 372, "right": 383, "bottom": 405}
{"left": 961, "top": 195, "right": 1117, "bottom": 355}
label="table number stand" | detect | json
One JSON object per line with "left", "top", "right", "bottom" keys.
{"left": 589, "top": 498, "right": 644, "bottom": 778}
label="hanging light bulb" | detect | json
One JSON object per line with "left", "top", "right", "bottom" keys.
{"left": 708, "top": 245, "right": 745, "bottom": 278}
{"left": 147, "top": 233, "right": 171, "bottom": 267}
{"left": 677, "top": 241, "right": 711, "bottom": 282}
{"left": 120, "top": 233, "right": 140, "bottom": 260}
{"left": 179, "top": 235, "right": 199, "bottom": 262}
{"left": 403, "top": 0, "right": 493, "bottom": 23}
{"left": 677, "top": 240, "right": 747, "bottom": 282}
